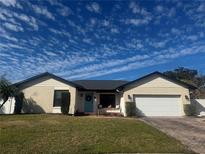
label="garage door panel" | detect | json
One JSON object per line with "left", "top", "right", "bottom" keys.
{"left": 134, "top": 95, "right": 182, "bottom": 116}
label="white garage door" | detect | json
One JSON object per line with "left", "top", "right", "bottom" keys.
{"left": 134, "top": 95, "right": 182, "bottom": 116}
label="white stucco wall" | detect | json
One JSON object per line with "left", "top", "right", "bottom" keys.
{"left": 20, "top": 77, "right": 77, "bottom": 114}
{"left": 120, "top": 75, "right": 191, "bottom": 116}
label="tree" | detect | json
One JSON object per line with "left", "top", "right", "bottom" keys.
{"left": 164, "top": 67, "right": 198, "bottom": 84}
{"left": 0, "top": 77, "right": 17, "bottom": 109}
{"left": 164, "top": 67, "right": 205, "bottom": 99}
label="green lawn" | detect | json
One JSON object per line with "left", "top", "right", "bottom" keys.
{"left": 0, "top": 115, "right": 193, "bottom": 154}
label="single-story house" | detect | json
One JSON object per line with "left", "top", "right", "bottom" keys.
{"left": 8, "top": 71, "right": 196, "bottom": 117}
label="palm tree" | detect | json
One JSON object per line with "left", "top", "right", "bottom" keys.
{"left": 0, "top": 77, "right": 17, "bottom": 109}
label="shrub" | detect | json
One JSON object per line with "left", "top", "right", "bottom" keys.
{"left": 14, "top": 92, "right": 24, "bottom": 114}
{"left": 184, "top": 104, "right": 196, "bottom": 116}
{"left": 125, "top": 101, "right": 136, "bottom": 117}
{"left": 61, "top": 102, "right": 69, "bottom": 114}
{"left": 61, "top": 93, "right": 70, "bottom": 115}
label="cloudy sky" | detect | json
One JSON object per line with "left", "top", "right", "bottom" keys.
{"left": 0, "top": 0, "right": 205, "bottom": 82}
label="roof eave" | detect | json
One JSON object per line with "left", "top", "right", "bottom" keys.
{"left": 14, "top": 72, "right": 83, "bottom": 89}
{"left": 116, "top": 71, "right": 197, "bottom": 90}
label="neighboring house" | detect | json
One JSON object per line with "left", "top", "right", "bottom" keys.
{"left": 0, "top": 98, "right": 15, "bottom": 114}
{"left": 191, "top": 99, "right": 205, "bottom": 116}
{"left": 11, "top": 71, "right": 196, "bottom": 117}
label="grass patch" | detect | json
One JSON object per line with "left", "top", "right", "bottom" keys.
{"left": 0, "top": 115, "right": 194, "bottom": 154}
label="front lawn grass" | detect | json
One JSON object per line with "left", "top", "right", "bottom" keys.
{"left": 0, "top": 115, "right": 194, "bottom": 154}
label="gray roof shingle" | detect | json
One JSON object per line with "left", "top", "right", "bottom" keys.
{"left": 73, "top": 80, "right": 128, "bottom": 90}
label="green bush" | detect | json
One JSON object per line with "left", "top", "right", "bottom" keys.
{"left": 61, "top": 101, "right": 70, "bottom": 114}
{"left": 14, "top": 92, "right": 24, "bottom": 114}
{"left": 125, "top": 101, "right": 136, "bottom": 117}
{"left": 61, "top": 93, "right": 70, "bottom": 115}
{"left": 184, "top": 104, "right": 195, "bottom": 116}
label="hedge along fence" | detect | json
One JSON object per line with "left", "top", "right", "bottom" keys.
{"left": 125, "top": 101, "right": 136, "bottom": 117}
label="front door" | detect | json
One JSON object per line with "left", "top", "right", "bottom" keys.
{"left": 84, "top": 94, "right": 93, "bottom": 112}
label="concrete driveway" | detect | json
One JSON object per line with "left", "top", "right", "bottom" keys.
{"left": 141, "top": 117, "right": 205, "bottom": 154}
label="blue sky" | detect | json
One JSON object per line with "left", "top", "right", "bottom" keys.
{"left": 0, "top": 0, "right": 205, "bottom": 82}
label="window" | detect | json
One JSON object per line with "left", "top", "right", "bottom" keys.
{"left": 53, "top": 90, "right": 70, "bottom": 107}
{"left": 100, "top": 94, "right": 115, "bottom": 108}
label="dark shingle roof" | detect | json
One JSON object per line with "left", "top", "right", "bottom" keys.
{"left": 13, "top": 72, "right": 127, "bottom": 90}
{"left": 73, "top": 80, "right": 128, "bottom": 90}
{"left": 14, "top": 72, "right": 83, "bottom": 89}
{"left": 117, "top": 71, "right": 197, "bottom": 90}
{"left": 14, "top": 71, "right": 196, "bottom": 91}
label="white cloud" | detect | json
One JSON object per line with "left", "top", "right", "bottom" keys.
{"left": 151, "top": 40, "right": 167, "bottom": 48}
{"left": 0, "top": 8, "right": 38, "bottom": 31}
{"left": 18, "top": 14, "right": 38, "bottom": 30}
{"left": 62, "top": 54, "right": 150, "bottom": 79}
{"left": 90, "top": 18, "right": 97, "bottom": 26}
{"left": 49, "top": 28, "right": 71, "bottom": 38}
{"left": 155, "top": 5, "right": 164, "bottom": 13}
{"left": 18, "top": 14, "right": 30, "bottom": 22}
{"left": 102, "top": 20, "right": 109, "bottom": 26}
{"left": 0, "top": 26, "right": 6, "bottom": 34}
{"left": 67, "top": 43, "right": 205, "bottom": 79}
{"left": 0, "top": 8, "right": 13, "bottom": 18}
{"left": 86, "top": 2, "right": 101, "bottom": 13}
{"left": 111, "top": 28, "right": 119, "bottom": 33}
{"left": 171, "top": 28, "right": 181, "bottom": 35}
{"left": 125, "top": 5, "right": 152, "bottom": 26}
{"left": 0, "top": 42, "right": 24, "bottom": 49}
{"left": 197, "top": 3, "right": 205, "bottom": 12}
{"left": 184, "top": 3, "right": 205, "bottom": 28}
{"left": 129, "top": 1, "right": 140, "bottom": 14}
{"left": 82, "top": 38, "right": 92, "bottom": 44}
{"left": 140, "top": 8, "right": 149, "bottom": 16}
{"left": 32, "top": 5, "right": 55, "bottom": 20}
{"left": 0, "top": 34, "right": 18, "bottom": 42}
{"left": 44, "top": 51, "right": 58, "bottom": 56}
{"left": 3, "top": 22, "right": 23, "bottom": 32}
{"left": 187, "top": 35, "right": 198, "bottom": 41}
{"left": 128, "top": 19, "right": 141, "bottom": 26}
{"left": 168, "top": 8, "right": 176, "bottom": 17}
{"left": 126, "top": 17, "right": 151, "bottom": 26}
{"left": 136, "top": 43, "right": 143, "bottom": 49}
{"left": 0, "top": 0, "right": 16, "bottom": 7}
{"left": 48, "top": 0, "right": 73, "bottom": 16}
{"left": 155, "top": 5, "right": 176, "bottom": 20}
{"left": 199, "top": 32, "right": 204, "bottom": 38}
{"left": 0, "top": 12, "right": 7, "bottom": 20}
{"left": 57, "top": 6, "right": 72, "bottom": 16}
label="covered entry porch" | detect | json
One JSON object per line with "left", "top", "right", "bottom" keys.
{"left": 76, "top": 91, "right": 122, "bottom": 115}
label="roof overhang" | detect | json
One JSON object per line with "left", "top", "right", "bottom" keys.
{"left": 14, "top": 72, "right": 83, "bottom": 89}
{"left": 116, "top": 71, "right": 197, "bottom": 91}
